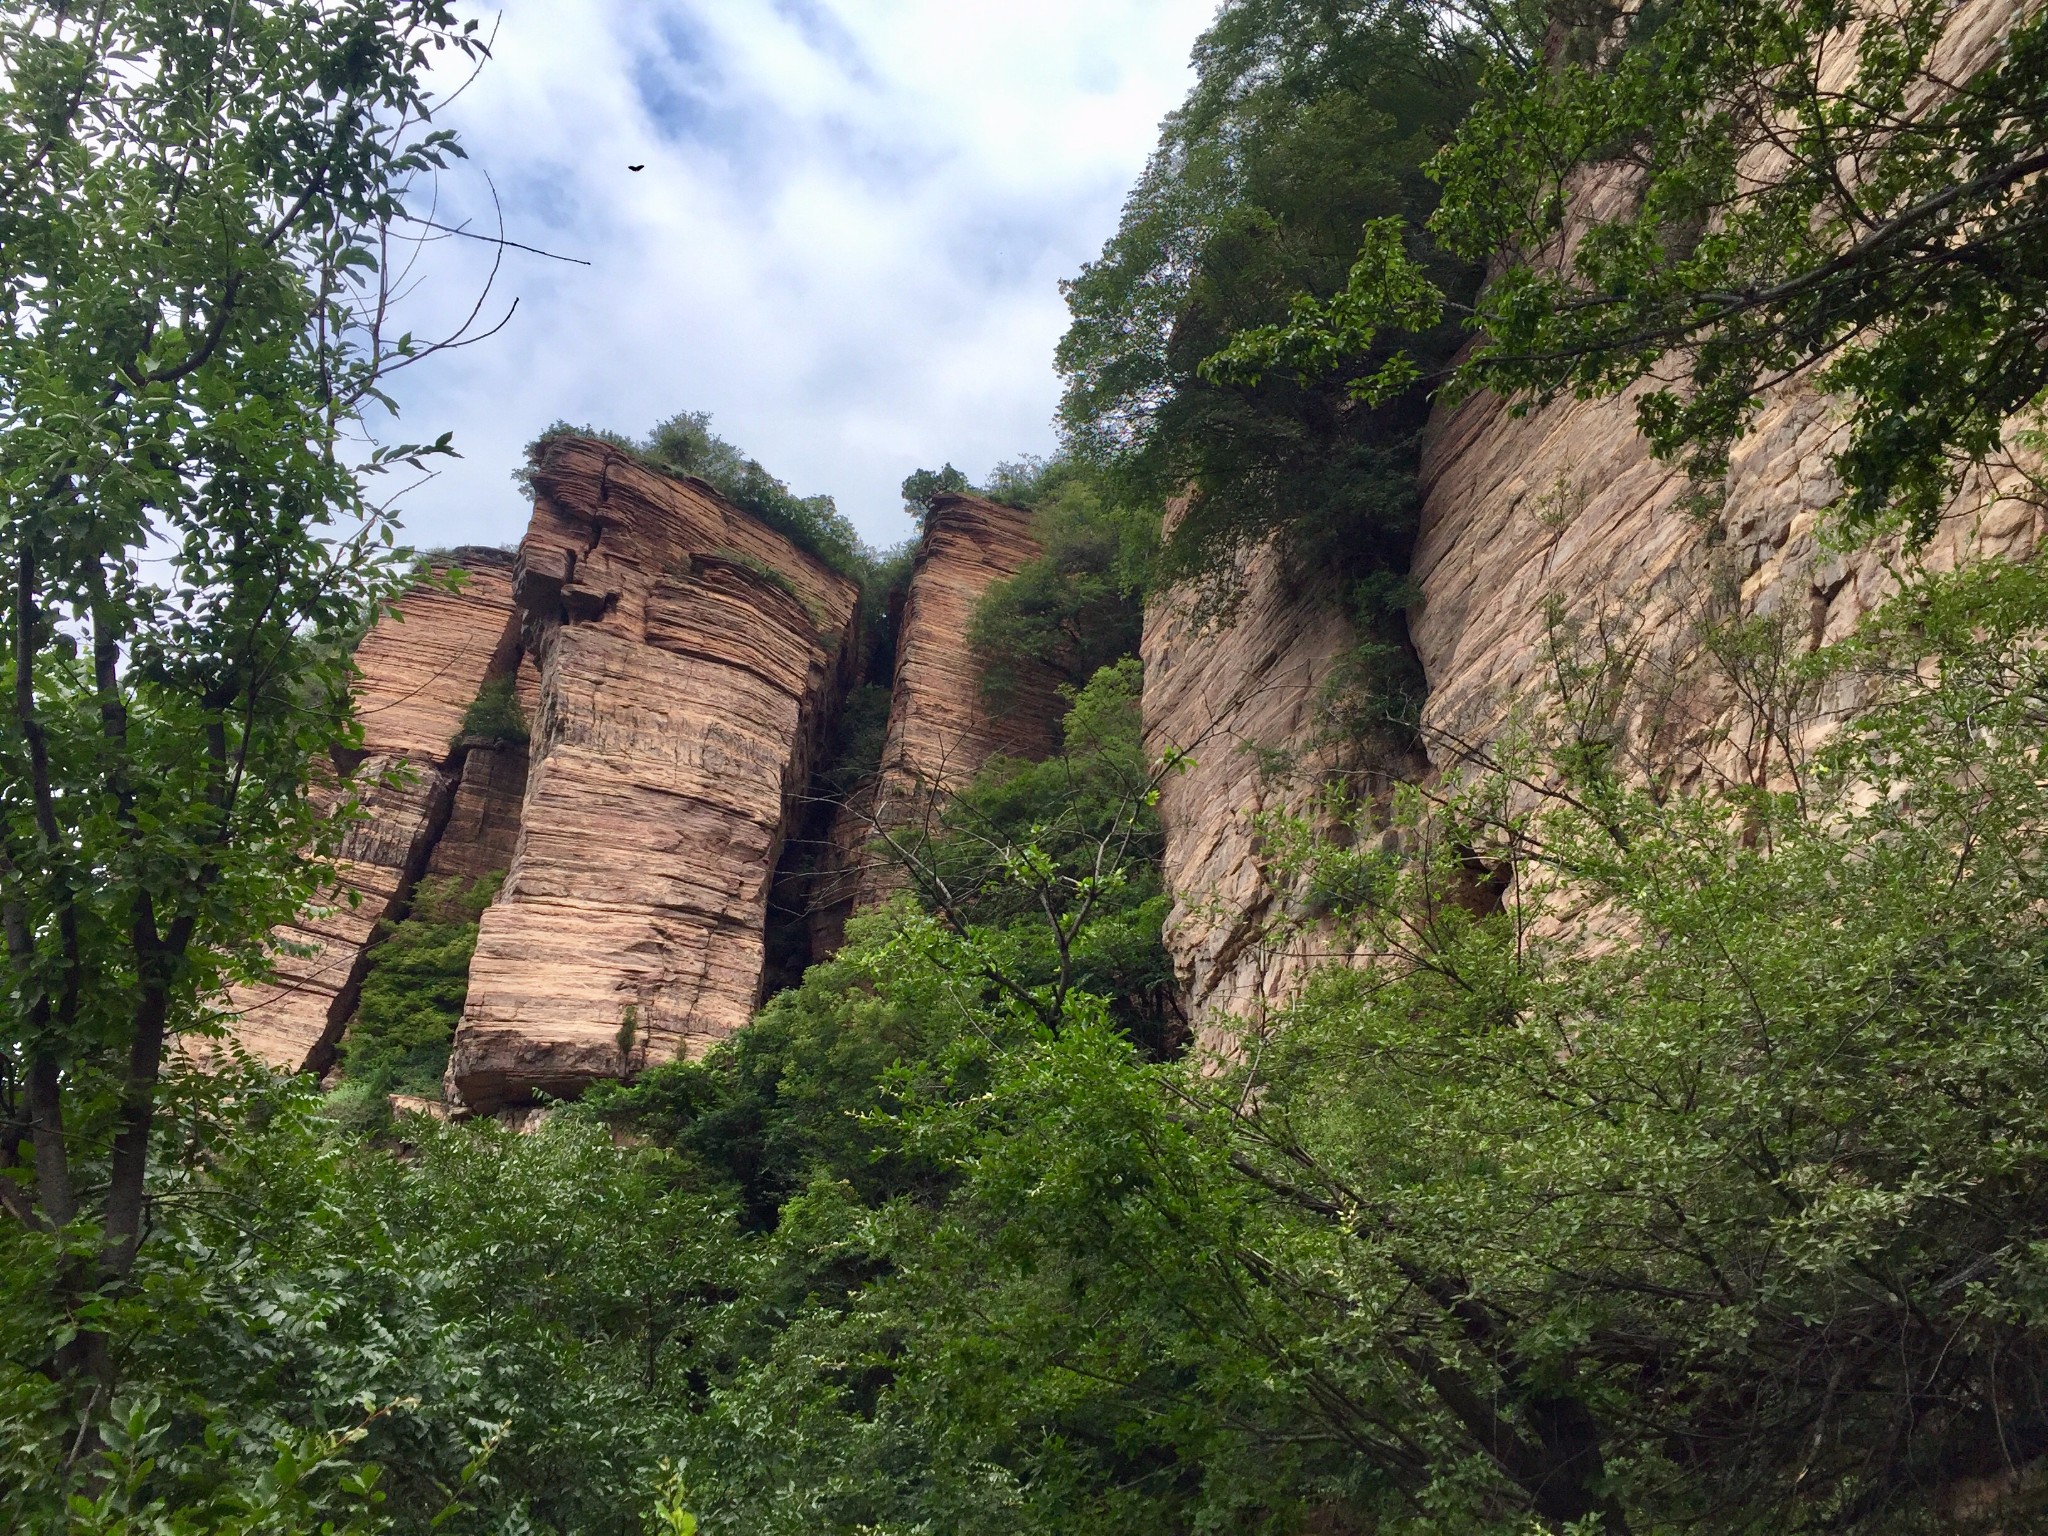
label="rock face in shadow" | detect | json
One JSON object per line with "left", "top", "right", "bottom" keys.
{"left": 227, "top": 552, "right": 520, "bottom": 1072}
{"left": 814, "top": 493, "right": 1061, "bottom": 932}
{"left": 426, "top": 739, "right": 530, "bottom": 884}
{"left": 444, "top": 437, "right": 860, "bottom": 1112}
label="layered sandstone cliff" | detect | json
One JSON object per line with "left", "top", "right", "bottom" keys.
{"left": 811, "top": 492, "right": 1061, "bottom": 939}
{"left": 228, "top": 552, "right": 520, "bottom": 1071}
{"left": 1151, "top": 419, "right": 2043, "bottom": 1044}
{"left": 231, "top": 441, "right": 1070, "bottom": 1106}
{"left": 1143, "top": 0, "right": 2040, "bottom": 1039}
{"left": 1148, "top": 415, "right": 2039, "bottom": 1044}
{"left": 445, "top": 438, "right": 861, "bottom": 1111}
{"left": 1410, "top": 0, "right": 2032, "bottom": 773}
{"left": 1140, "top": 557, "right": 1362, "bottom": 1030}
{"left": 1409, "top": 379, "right": 2043, "bottom": 777}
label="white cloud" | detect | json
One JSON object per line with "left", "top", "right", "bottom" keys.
{"left": 377, "top": 0, "right": 1212, "bottom": 552}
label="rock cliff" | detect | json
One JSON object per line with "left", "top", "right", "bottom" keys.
{"left": 445, "top": 438, "right": 861, "bottom": 1111}
{"left": 1410, "top": 0, "right": 2030, "bottom": 778}
{"left": 814, "top": 492, "right": 1061, "bottom": 930}
{"left": 1148, "top": 409, "right": 2040, "bottom": 1044}
{"left": 228, "top": 551, "right": 520, "bottom": 1072}
{"left": 230, "top": 443, "right": 1077, "bottom": 1107}
{"left": 1140, "top": 555, "right": 1361, "bottom": 1031}
{"left": 1143, "top": 0, "right": 2040, "bottom": 1040}
{"left": 1409, "top": 377, "right": 2043, "bottom": 779}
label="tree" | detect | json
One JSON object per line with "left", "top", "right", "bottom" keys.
{"left": 901, "top": 462, "right": 971, "bottom": 517}
{"left": 1057, "top": 0, "right": 1485, "bottom": 604}
{"left": 1213, "top": 0, "right": 2048, "bottom": 542}
{"left": 967, "top": 459, "right": 1147, "bottom": 706}
{"left": 0, "top": 0, "right": 487, "bottom": 1423}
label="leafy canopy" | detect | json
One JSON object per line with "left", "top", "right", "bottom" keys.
{"left": 1214, "top": 0, "right": 2048, "bottom": 542}
{"left": 1057, "top": 0, "right": 1486, "bottom": 599}
{"left": 0, "top": 0, "right": 480, "bottom": 1375}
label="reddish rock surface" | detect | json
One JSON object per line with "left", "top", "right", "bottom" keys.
{"left": 227, "top": 552, "right": 520, "bottom": 1071}
{"left": 445, "top": 438, "right": 861, "bottom": 1111}
{"left": 426, "top": 743, "right": 529, "bottom": 884}
{"left": 1410, "top": 0, "right": 2031, "bottom": 773}
{"left": 831, "top": 493, "right": 1061, "bottom": 914}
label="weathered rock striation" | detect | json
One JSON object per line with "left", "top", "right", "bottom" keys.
{"left": 1410, "top": 0, "right": 2031, "bottom": 776}
{"left": 1142, "top": 0, "right": 2040, "bottom": 1039}
{"left": 228, "top": 552, "right": 520, "bottom": 1072}
{"left": 816, "top": 492, "right": 1061, "bottom": 931}
{"left": 1408, "top": 378, "right": 2043, "bottom": 778}
{"left": 230, "top": 443, "right": 1071, "bottom": 1107}
{"left": 425, "top": 739, "right": 530, "bottom": 884}
{"left": 445, "top": 437, "right": 861, "bottom": 1112}
{"left": 1140, "top": 555, "right": 1362, "bottom": 1035}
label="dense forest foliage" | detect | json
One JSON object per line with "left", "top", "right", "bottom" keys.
{"left": 8, "top": 0, "right": 2048, "bottom": 1533}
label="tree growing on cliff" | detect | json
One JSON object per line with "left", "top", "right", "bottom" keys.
{"left": 0, "top": 0, "right": 489, "bottom": 1498}
{"left": 967, "top": 457, "right": 1149, "bottom": 708}
{"left": 1057, "top": 0, "right": 1487, "bottom": 606}
{"left": 1210, "top": 0, "right": 2048, "bottom": 543}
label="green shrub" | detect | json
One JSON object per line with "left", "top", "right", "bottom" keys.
{"left": 900, "top": 463, "right": 970, "bottom": 519}
{"left": 337, "top": 873, "right": 501, "bottom": 1099}
{"left": 457, "top": 674, "right": 528, "bottom": 746}
{"left": 969, "top": 465, "right": 1146, "bottom": 708}
{"left": 524, "top": 414, "right": 881, "bottom": 586}
{"left": 822, "top": 681, "right": 893, "bottom": 796}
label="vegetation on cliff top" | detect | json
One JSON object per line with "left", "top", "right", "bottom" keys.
{"left": 1056, "top": 0, "right": 1486, "bottom": 611}
{"left": 524, "top": 413, "right": 893, "bottom": 588}
{"left": 10, "top": 0, "right": 2048, "bottom": 1530}
{"left": 1212, "top": 0, "right": 2048, "bottom": 543}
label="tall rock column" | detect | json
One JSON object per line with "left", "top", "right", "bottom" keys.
{"left": 446, "top": 437, "right": 860, "bottom": 1111}
{"left": 810, "top": 492, "right": 1060, "bottom": 947}
{"left": 227, "top": 551, "right": 520, "bottom": 1071}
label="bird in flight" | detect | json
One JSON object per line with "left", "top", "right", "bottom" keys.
{"left": 628, "top": 164, "right": 645, "bottom": 172}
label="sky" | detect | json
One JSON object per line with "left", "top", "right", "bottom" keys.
{"left": 378, "top": 0, "right": 1215, "bottom": 553}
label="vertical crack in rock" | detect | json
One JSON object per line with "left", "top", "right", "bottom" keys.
{"left": 225, "top": 550, "right": 521, "bottom": 1074}
{"left": 444, "top": 437, "right": 860, "bottom": 1113}
{"left": 813, "top": 492, "right": 1063, "bottom": 934}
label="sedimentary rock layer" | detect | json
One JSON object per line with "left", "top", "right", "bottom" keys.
{"left": 1408, "top": 378, "right": 2042, "bottom": 776}
{"left": 1411, "top": 0, "right": 2032, "bottom": 770}
{"left": 1140, "top": 554, "right": 1361, "bottom": 1041}
{"left": 446, "top": 437, "right": 860, "bottom": 1111}
{"left": 1142, "top": 0, "right": 2039, "bottom": 1037}
{"left": 827, "top": 492, "right": 1060, "bottom": 918}
{"left": 1148, "top": 404, "right": 2040, "bottom": 1044}
{"left": 228, "top": 552, "right": 520, "bottom": 1071}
